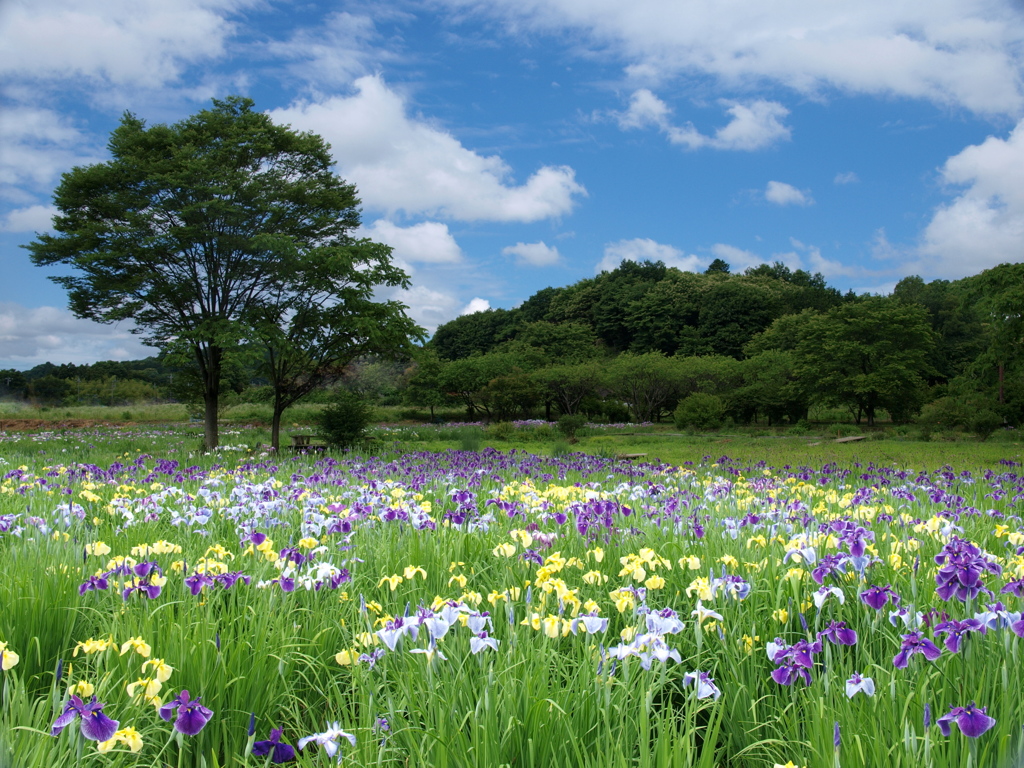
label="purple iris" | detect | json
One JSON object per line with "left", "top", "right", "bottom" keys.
{"left": 158, "top": 690, "right": 213, "bottom": 736}
{"left": 892, "top": 632, "right": 942, "bottom": 668}
{"left": 859, "top": 584, "right": 900, "bottom": 610}
{"left": 933, "top": 618, "right": 985, "bottom": 653}
{"left": 819, "top": 620, "right": 857, "bottom": 646}
{"left": 934, "top": 537, "right": 1002, "bottom": 602}
{"left": 185, "top": 572, "right": 215, "bottom": 595}
{"left": 253, "top": 728, "right": 296, "bottom": 763}
{"left": 78, "top": 575, "right": 109, "bottom": 595}
{"left": 50, "top": 695, "right": 119, "bottom": 742}
{"left": 937, "top": 703, "right": 996, "bottom": 738}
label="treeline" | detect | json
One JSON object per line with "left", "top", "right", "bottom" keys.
{"left": 5, "top": 259, "right": 1022, "bottom": 435}
{"left": 404, "top": 259, "right": 1022, "bottom": 432}
{"left": 0, "top": 358, "right": 175, "bottom": 405}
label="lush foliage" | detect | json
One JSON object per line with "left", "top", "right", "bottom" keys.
{"left": 27, "top": 97, "right": 419, "bottom": 450}
{"left": 1, "top": 426, "right": 1023, "bottom": 767}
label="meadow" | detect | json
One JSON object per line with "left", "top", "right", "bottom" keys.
{"left": 0, "top": 421, "right": 1023, "bottom": 767}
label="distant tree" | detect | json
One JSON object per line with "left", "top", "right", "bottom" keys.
{"left": 430, "top": 308, "right": 516, "bottom": 360}
{"left": 532, "top": 361, "right": 603, "bottom": 416}
{"left": 403, "top": 348, "right": 449, "bottom": 419}
{"left": 705, "top": 258, "right": 731, "bottom": 274}
{"left": 794, "top": 297, "right": 936, "bottom": 425}
{"left": 698, "top": 280, "right": 781, "bottom": 358}
{"left": 0, "top": 370, "right": 27, "bottom": 400}
{"left": 508, "top": 321, "right": 602, "bottom": 363}
{"left": 604, "top": 352, "right": 680, "bottom": 422}
{"left": 28, "top": 97, "right": 416, "bottom": 449}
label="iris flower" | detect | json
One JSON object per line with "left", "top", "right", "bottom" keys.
{"left": 253, "top": 728, "right": 296, "bottom": 763}
{"left": 844, "top": 673, "right": 875, "bottom": 698}
{"left": 892, "top": 632, "right": 942, "bottom": 668}
{"left": 682, "top": 670, "right": 721, "bottom": 700}
{"left": 298, "top": 722, "right": 356, "bottom": 761}
{"left": 158, "top": 690, "right": 213, "bottom": 736}
{"left": 0, "top": 641, "right": 18, "bottom": 670}
{"left": 51, "top": 695, "right": 119, "bottom": 742}
{"left": 936, "top": 703, "right": 996, "bottom": 738}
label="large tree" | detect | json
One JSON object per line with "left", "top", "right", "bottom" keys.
{"left": 794, "top": 297, "right": 936, "bottom": 425}
{"left": 28, "top": 96, "right": 418, "bottom": 449}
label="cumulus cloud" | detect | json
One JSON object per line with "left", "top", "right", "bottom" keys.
{"left": 0, "top": 106, "right": 100, "bottom": 194}
{"left": 764, "top": 180, "right": 812, "bottom": 206}
{"left": 596, "top": 237, "right": 703, "bottom": 273}
{"left": 916, "top": 119, "right": 1024, "bottom": 277}
{"left": 0, "top": 204, "right": 56, "bottom": 232}
{"left": 270, "top": 75, "right": 586, "bottom": 222}
{"left": 708, "top": 243, "right": 767, "bottom": 272}
{"left": 616, "top": 90, "right": 791, "bottom": 150}
{"left": 460, "top": 297, "right": 492, "bottom": 315}
{"left": 440, "top": 0, "right": 1024, "bottom": 115}
{"left": 362, "top": 219, "right": 463, "bottom": 264}
{"left": 834, "top": 171, "right": 859, "bottom": 185}
{"left": 0, "top": 302, "right": 148, "bottom": 367}
{"left": 265, "top": 11, "right": 392, "bottom": 88}
{"left": 0, "top": 0, "right": 249, "bottom": 90}
{"left": 502, "top": 241, "right": 560, "bottom": 266}
{"left": 387, "top": 285, "right": 464, "bottom": 335}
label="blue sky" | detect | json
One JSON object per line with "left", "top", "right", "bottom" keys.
{"left": 2, "top": 0, "right": 1024, "bottom": 368}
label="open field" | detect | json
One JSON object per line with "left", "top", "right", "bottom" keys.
{"left": 1, "top": 423, "right": 1023, "bottom": 766}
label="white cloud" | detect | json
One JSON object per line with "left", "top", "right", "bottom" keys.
{"left": 460, "top": 297, "right": 491, "bottom": 315}
{"left": 389, "top": 285, "right": 463, "bottom": 335}
{"left": 0, "top": 302, "right": 148, "bottom": 367}
{"left": 917, "top": 119, "right": 1024, "bottom": 277}
{"left": 596, "top": 237, "right": 703, "bottom": 273}
{"left": 265, "top": 12, "right": 391, "bottom": 88}
{"left": 0, "top": 0, "right": 247, "bottom": 90}
{"left": 0, "top": 204, "right": 56, "bottom": 232}
{"left": 708, "top": 243, "right": 766, "bottom": 272}
{"left": 834, "top": 171, "right": 859, "bottom": 185}
{"left": 362, "top": 220, "right": 463, "bottom": 264}
{"left": 0, "top": 107, "right": 100, "bottom": 193}
{"left": 616, "top": 90, "right": 791, "bottom": 150}
{"left": 502, "top": 241, "right": 560, "bottom": 266}
{"left": 765, "top": 180, "right": 812, "bottom": 206}
{"left": 441, "top": 0, "right": 1024, "bottom": 115}
{"left": 270, "top": 75, "right": 586, "bottom": 222}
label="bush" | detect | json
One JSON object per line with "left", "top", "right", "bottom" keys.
{"left": 489, "top": 421, "right": 516, "bottom": 441}
{"left": 315, "top": 390, "right": 372, "bottom": 449}
{"left": 970, "top": 409, "right": 1003, "bottom": 440}
{"left": 557, "top": 414, "right": 587, "bottom": 441}
{"left": 457, "top": 426, "right": 483, "bottom": 451}
{"left": 673, "top": 393, "right": 726, "bottom": 431}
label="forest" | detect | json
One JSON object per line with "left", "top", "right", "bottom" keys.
{"left": 3, "top": 258, "right": 1022, "bottom": 434}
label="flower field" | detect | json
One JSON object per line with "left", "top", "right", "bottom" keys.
{"left": 1, "top": 427, "right": 1023, "bottom": 767}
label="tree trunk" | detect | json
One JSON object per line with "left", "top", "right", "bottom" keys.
{"left": 271, "top": 400, "right": 284, "bottom": 452}
{"left": 201, "top": 345, "right": 222, "bottom": 451}
{"left": 204, "top": 391, "right": 219, "bottom": 450}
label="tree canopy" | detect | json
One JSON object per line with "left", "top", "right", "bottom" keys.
{"left": 28, "top": 96, "right": 420, "bottom": 448}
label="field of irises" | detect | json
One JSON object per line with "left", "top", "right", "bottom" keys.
{"left": 1, "top": 425, "right": 1023, "bottom": 767}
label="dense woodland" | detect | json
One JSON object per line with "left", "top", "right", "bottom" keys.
{"left": 4, "top": 259, "right": 1022, "bottom": 433}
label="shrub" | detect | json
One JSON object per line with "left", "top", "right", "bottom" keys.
{"left": 315, "top": 390, "right": 372, "bottom": 449}
{"left": 673, "top": 393, "right": 726, "bottom": 431}
{"left": 970, "top": 409, "right": 1003, "bottom": 440}
{"left": 457, "top": 426, "right": 483, "bottom": 451}
{"left": 557, "top": 414, "right": 587, "bottom": 441}
{"left": 489, "top": 421, "right": 516, "bottom": 441}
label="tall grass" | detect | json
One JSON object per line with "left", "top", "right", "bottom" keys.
{"left": 0, "top": 429, "right": 1022, "bottom": 766}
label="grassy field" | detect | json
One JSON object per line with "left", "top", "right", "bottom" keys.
{"left": 1, "top": 416, "right": 1022, "bottom": 766}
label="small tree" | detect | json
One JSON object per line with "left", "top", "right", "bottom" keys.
{"left": 28, "top": 97, "right": 418, "bottom": 449}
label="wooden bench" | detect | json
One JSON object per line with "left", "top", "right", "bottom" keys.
{"left": 615, "top": 453, "right": 648, "bottom": 461}
{"left": 290, "top": 434, "right": 326, "bottom": 452}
